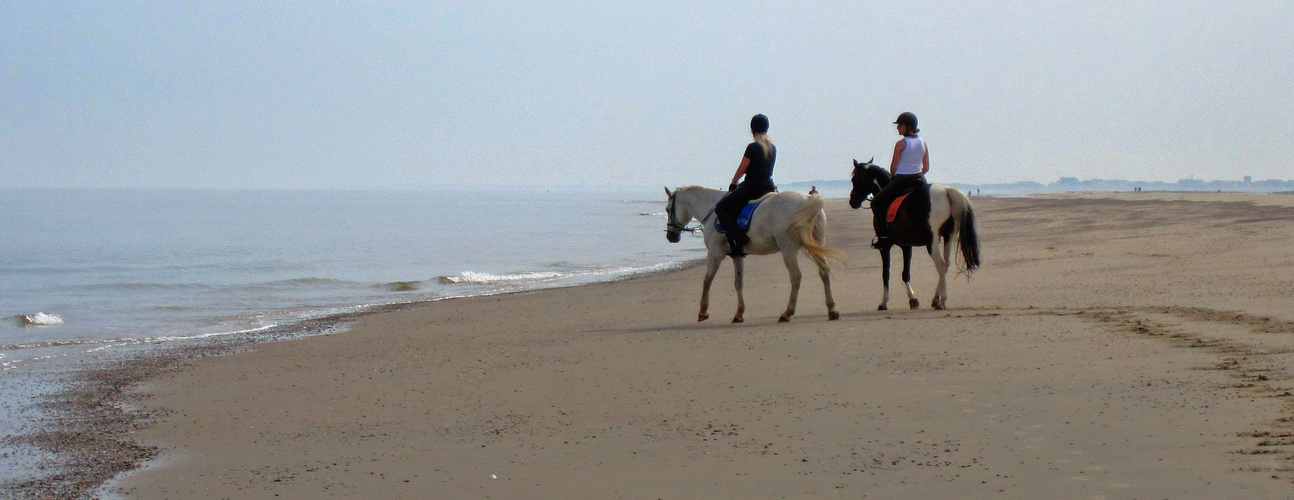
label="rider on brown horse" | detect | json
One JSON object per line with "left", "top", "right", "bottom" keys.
{"left": 872, "top": 112, "right": 929, "bottom": 249}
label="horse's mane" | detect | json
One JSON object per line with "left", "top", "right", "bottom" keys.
{"left": 853, "top": 163, "right": 889, "bottom": 189}
{"left": 675, "top": 184, "right": 721, "bottom": 193}
{"left": 866, "top": 164, "right": 890, "bottom": 185}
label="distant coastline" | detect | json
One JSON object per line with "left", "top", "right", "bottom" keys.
{"left": 785, "top": 176, "right": 1294, "bottom": 196}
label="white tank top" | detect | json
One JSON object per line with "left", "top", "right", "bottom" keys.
{"left": 895, "top": 136, "right": 926, "bottom": 176}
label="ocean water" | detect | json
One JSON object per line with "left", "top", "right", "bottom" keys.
{"left": 0, "top": 186, "right": 704, "bottom": 483}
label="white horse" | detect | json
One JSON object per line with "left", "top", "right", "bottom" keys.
{"left": 665, "top": 186, "right": 842, "bottom": 323}
{"left": 848, "top": 159, "right": 981, "bottom": 310}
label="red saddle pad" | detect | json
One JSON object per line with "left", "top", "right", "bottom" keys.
{"left": 886, "top": 193, "right": 910, "bottom": 223}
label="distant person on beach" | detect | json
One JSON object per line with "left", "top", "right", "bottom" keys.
{"left": 715, "top": 113, "right": 777, "bottom": 257}
{"left": 871, "top": 111, "right": 929, "bottom": 248}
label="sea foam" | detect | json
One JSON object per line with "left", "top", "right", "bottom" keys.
{"left": 18, "top": 313, "right": 64, "bottom": 326}
{"left": 437, "top": 271, "right": 569, "bottom": 285}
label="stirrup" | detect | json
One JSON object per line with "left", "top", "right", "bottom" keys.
{"left": 727, "top": 237, "right": 748, "bottom": 257}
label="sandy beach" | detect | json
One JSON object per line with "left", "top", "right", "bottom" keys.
{"left": 56, "top": 193, "right": 1294, "bottom": 498}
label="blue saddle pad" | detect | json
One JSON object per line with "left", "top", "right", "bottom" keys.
{"left": 715, "top": 200, "right": 762, "bottom": 234}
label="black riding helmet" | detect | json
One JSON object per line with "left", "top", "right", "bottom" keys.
{"left": 893, "top": 112, "right": 919, "bottom": 133}
{"left": 750, "top": 114, "right": 769, "bottom": 134}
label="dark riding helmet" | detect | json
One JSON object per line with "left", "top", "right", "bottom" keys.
{"left": 750, "top": 114, "right": 769, "bottom": 134}
{"left": 893, "top": 112, "right": 918, "bottom": 133}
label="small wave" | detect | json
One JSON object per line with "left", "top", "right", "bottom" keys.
{"left": 591, "top": 262, "right": 685, "bottom": 279}
{"left": 1, "top": 338, "right": 103, "bottom": 351}
{"left": 437, "top": 263, "right": 684, "bottom": 287}
{"left": 437, "top": 271, "right": 570, "bottom": 285}
{"left": 9, "top": 313, "right": 65, "bottom": 326}
{"left": 375, "top": 281, "right": 422, "bottom": 292}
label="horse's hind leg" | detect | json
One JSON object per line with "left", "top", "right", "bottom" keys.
{"left": 779, "top": 249, "right": 802, "bottom": 322}
{"left": 699, "top": 254, "right": 723, "bottom": 321}
{"left": 732, "top": 256, "right": 746, "bottom": 323}
{"left": 812, "top": 255, "right": 840, "bottom": 320}
{"left": 929, "top": 237, "right": 952, "bottom": 310}
{"left": 902, "top": 246, "right": 919, "bottom": 309}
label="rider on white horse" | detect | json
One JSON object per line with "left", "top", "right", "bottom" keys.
{"left": 715, "top": 114, "right": 777, "bottom": 257}
{"left": 872, "top": 111, "right": 929, "bottom": 249}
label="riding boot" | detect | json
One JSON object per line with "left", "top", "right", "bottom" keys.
{"left": 727, "top": 231, "right": 750, "bottom": 257}
{"left": 715, "top": 204, "right": 746, "bottom": 256}
{"left": 871, "top": 212, "right": 893, "bottom": 249}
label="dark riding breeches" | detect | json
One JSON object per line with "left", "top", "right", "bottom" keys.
{"left": 716, "top": 182, "right": 775, "bottom": 242}
{"left": 871, "top": 174, "right": 926, "bottom": 238}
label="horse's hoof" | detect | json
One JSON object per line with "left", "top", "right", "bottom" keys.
{"left": 778, "top": 316, "right": 791, "bottom": 323}
{"left": 828, "top": 311, "right": 840, "bottom": 321}
{"left": 933, "top": 303, "right": 946, "bottom": 311}
{"left": 698, "top": 314, "right": 709, "bottom": 322}
{"left": 877, "top": 304, "right": 888, "bottom": 311}
{"left": 909, "top": 299, "right": 920, "bottom": 310}
{"left": 732, "top": 317, "right": 744, "bottom": 323}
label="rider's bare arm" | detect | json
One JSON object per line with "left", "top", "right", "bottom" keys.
{"left": 889, "top": 139, "right": 906, "bottom": 176}
{"left": 732, "top": 156, "right": 750, "bottom": 185}
{"left": 921, "top": 144, "right": 930, "bottom": 175}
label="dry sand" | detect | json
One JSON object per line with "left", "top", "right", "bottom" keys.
{"left": 99, "top": 193, "right": 1294, "bottom": 498}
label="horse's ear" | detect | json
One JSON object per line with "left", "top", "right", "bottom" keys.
{"left": 868, "top": 156, "right": 874, "bottom": 165}
{"left": 664, "top": 186, "right": 672, "bottom": 197}
{"left": 853, "top": 158, "right": 859, "bottom": 167}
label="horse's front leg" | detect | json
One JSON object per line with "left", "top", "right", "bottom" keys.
{"left": 878, "top": 246, "right": 892, "bottom": 311}
{"left": 779, "top": 249, "right": 803, "bottom": 322}
{"left": 699, "top": 253, "right": 723, "bottom": 321}
{"left": 732, "top": 256, "right": 746, "bottom": 323}
{"left": 902, "top": 246, "right": 919, "bottom": 309}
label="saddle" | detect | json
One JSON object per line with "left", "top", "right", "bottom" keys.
{"left": 715, "top": 192, "right": 777, "bottom": 233}
{"left": 880, "top": 186, "right": 926, "bottom": 223}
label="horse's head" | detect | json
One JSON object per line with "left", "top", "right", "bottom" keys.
{"left": 664, "top": 186, "right": 686, "bottom": 243}
{"left": 849, "top": 158, "right": 887, "bottom": 209}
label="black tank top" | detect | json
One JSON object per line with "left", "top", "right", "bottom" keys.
{"left": 742, "top": 142, "right": 776, "bottom": 187}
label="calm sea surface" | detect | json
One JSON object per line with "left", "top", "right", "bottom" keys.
{"left": 0, "top": 186, "right": 703, "bottom": 483}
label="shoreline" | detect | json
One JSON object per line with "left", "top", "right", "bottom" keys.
{"left": 12, "top": 192, "right": 1294, "bottom": 498}
{"left": 0, "top": 261, "right": 703, "bottom": 499}
{"left": 0, "top": 306, "right": 393, "bottom": 499}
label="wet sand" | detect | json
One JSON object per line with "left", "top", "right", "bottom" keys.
{"left": 39, "top": 193, "right": 1294, "bottom": 498}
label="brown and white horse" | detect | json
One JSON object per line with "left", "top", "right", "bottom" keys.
{"left": 665, "top": 186, "right": 841, "bottom": 323}
{"left": 849, "top": 159, "right": 981, "bottom": 310}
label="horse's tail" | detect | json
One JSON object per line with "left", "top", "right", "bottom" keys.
{"left": 946, "top": 188, "right": 981, "bottom": 276}
{"left": 792, "top": 193, "right": 846, "bottom": 268}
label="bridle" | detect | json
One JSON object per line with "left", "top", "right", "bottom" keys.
{"left": 665, "top": 191, "right": 714, "bottom": 234}
{"left": 851, "top": 167, "right": 881, "bottom": 209}
{"left": 859, "top": 186, "right": 876, "bottom": 209}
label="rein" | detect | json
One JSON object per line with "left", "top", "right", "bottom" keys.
{"left": 666, "top": 193, "right": 716, "bottom": 234}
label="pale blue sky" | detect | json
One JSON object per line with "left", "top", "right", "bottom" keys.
{"left": 2, "top": 1, "right": 1290, "bottom": 189}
